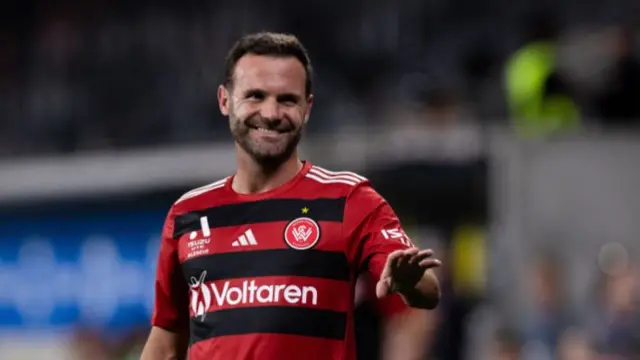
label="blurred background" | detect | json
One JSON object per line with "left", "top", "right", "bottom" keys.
{"left": 0, "top": 0, "right": 639, "bottom": 359}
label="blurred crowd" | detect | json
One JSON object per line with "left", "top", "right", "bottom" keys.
{"left": 1, "top": 0, "right": 639, "bottom": 157}
{"left": 1, "top": 1, "right": 640, "bottom": 360}
{"left": 485, "top": 247, "right": 640, "bottom": 360}
{"left": 57, "top": 241, "right": 640, "bottom": 360}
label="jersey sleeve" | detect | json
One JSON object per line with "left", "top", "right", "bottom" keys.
{"left": 151, "top": 208, "right": 189, "bottom": 331}
{"left": 344, "top": 183, "right": 415, "bottom": 285}
{"left": 358, "top": 274, "right": 410, "bottom": 317}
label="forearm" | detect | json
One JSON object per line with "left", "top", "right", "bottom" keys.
{"left": 397, "top": 270, "right": 440, "bottom": 309}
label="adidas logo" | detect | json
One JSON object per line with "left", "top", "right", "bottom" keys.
{"left": 232, "top": 229, "right": 258, "bottom": 247}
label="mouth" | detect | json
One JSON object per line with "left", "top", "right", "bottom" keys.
{"left": 247, "top": 124, "right": 289, "bottom": 134}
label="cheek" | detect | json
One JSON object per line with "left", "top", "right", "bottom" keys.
{"left": 231, "top": 100, "right": 259, "bottom": 118}
{"left": 285, "top": 107, "right": 307, "bottom": 124}
{"left": 231, "top": 106, "right": 250, "bottom": 120}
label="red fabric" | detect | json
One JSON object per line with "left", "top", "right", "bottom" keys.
{"left": 151, "top": 162, "right": 414, "bottom": 360}
{"left": 343, "top": 184, "right": 414, "bottom": 282}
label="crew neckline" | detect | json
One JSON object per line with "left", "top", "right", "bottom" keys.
{"left": 224, "top": 161, "right": 311, "bottom": 201}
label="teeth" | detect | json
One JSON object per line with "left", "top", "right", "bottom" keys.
{"left": 256, "top": 128, "right": 277, "bottom": 133}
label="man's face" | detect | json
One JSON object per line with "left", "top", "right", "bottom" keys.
{"left": 218, "top": 54, "right": 313, "bottom": 166}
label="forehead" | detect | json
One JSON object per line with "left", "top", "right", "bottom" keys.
{"left": 232, "top": 54, "right": 306, "bottom": 95}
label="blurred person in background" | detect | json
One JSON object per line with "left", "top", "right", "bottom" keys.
{"left": 68, "top": 326, "right": 148, "bottom": 360}
{"left": 593, "top": 27, "right": 640, "bottom": 126}
{"left": 115, "top": 328, "right": 148, "bottom": 360}
{"left": 520, "top": 250, "right": 574, "bottom": 360}
{"left": 355, "top": 273, "right": 439, "bottom": 360}
{"left": 354, "top": 274, "right": 433, "bottom": 360}
{"left": 69, "top": 326, "right": 112, "bottom": 360}
{"left": 587, "top": 261, "right": 640, "bottom": 359}
{"left": 141, "top": 32, "right": 441, "bottom": 360}
{"left": 371, "top": 85, "right": 487, "bottom": 360}
{"left": 557, "top": 327, "right": 593, "bottom": 360}
{"left": 381, "top": 86, "right": 482, "bottom": 165}
{"left": 489, "top": 327, "right": 524, "bottom": 360}
{"left": 504, "top": 10, "right": 580, "bottom": 137}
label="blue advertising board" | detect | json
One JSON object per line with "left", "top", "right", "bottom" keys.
{"left": 0, "top": 208, "right": 167, "bottom": 331}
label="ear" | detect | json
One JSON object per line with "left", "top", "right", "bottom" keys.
{"left": 304, "top": 94, "right": 314, "bottom": 123}
{"left": 218, "top": 85, "right": 230, "bottom": 116}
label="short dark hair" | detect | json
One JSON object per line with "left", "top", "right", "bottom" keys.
{"left": 223, "top": 32, "right": 313, "bottom": 96}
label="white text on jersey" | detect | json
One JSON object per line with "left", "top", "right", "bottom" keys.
{"left": 193, "top": 280, "right": 319, "bottom": 316}
{"left": 381, "top": 228, "right": 414, "bottom": 247}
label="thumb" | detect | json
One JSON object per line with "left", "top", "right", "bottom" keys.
{"left": 375, "top": 277, "right": 391, "bottom": 299}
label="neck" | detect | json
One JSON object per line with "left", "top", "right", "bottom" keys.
{"left": 233, "top": 147, "right": 303, "bottom": 194}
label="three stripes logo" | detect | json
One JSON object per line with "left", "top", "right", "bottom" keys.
{"left": 232, "top": 229, "right": 258, "bottom": 247}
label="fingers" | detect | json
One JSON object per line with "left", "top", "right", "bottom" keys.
{"left": 377, "top": 248, "right": 442, "bottom": 299}
{"left": 395, "top": 248, "right": 442, "bottom": 269}
{"left": 411, "top": 249, "right": 441, "bottom": 269}
{"left": 418, "top": 258, "right": 442, "bottom": 269}
{"left": 375, "top": 277, "right": 391, "bottom": 298}
{"left": 394, "top": 249, "right": 434, "bottom": 265}
{"left": 407, "top": 249, "right": 433, "bottom": 264}
{"left": 391, "top": 248, "right": 416, "bottom": 261}
{"left": 380, "top": 249, "right": 403, "bottom": 279}
{"left": 395, "top": 248, "right": 419, "bottom": 267}
{"left": 383, "top": 248, "right": 442, "bottom": 275}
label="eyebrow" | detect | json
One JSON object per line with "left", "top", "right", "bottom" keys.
{"left": 243, "top": 89, "right": 302, "bottom": 102}
{"left": 276, "top": 93, "right": 302, "bottom": 102}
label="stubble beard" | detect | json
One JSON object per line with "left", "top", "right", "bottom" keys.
{"left": 229, "top": 112, "right": 303, "bottom": 170}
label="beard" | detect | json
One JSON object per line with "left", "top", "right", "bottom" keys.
{"left": 229, "top": 111, "right": 303, "bottom": 169}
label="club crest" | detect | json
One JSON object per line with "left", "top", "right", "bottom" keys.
{"left": 283, "top": 217, "right": 320, "bottom": 250}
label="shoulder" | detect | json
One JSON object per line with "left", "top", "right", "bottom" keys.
{"left": 303, "top": 164, "right": 368, "bottom": 190}
{"left": 303, "top": 165, "right": 385, "bottom": 207}
{"left": 172, "top": 177, "right": 230, "bottom": 210}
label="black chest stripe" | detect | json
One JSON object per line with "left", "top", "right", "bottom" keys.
{"left": 173, "top": 197, "right": 346, "bottom": 239}
{"left": 190, "top": 307, "right": 347, "bottom": 343}
{"left": 181, "top": 249, "right": 350, "bottom": 283}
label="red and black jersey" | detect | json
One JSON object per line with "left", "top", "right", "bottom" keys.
{"left": 152, "top": 162, "right": 414, "bottom": 360}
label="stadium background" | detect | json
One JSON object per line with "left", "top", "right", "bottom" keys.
{"left": 1, "top": 0, "right": 639, "bottom": 359}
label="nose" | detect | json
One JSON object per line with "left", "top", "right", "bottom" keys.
{"left": 259, "top": 97, "right": 282, "bottom": 120}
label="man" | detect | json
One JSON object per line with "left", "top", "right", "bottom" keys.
{"left": 141, "top": 32, "right": 441, "bottom": 360}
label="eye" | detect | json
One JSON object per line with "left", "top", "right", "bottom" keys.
{"left": 245, "top": 90, "right": 265, "bottom": 100}
{"left": 278, "top": 95, "right": 300, "bottom": 105}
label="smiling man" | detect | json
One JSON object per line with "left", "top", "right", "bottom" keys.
{"left": 140, "top": 32, "right": 441, "bottom": 360}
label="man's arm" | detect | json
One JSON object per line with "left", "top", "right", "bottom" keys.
{"left": 345, "top": 184, "right": 441, "bottom": 310}
{"left": 393, "top": 268, "right": 440, "bottom": 310}
{"left": 141, "top": 327, "right": 188, "bottom": 360}
{"left": 376, "top": 247, "right": 441, "bottom": 309}
{"left": 141, "top": 208, "right": 190, "bottom": 360}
